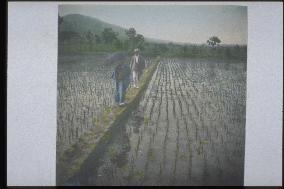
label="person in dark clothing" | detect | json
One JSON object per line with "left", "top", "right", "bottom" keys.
{"left": 111, "top": 61, "right": 131, "bottom": 106}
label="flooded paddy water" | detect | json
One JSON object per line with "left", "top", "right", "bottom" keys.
{"left": 61, "top": 57, "right": 246, "bottom": 186}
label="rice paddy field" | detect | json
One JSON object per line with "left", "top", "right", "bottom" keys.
{"left": 57, "top": 53, "right": 116, "bottom": 155}
{"left": 58, "top": 56, "right": 247, "bottom": 186}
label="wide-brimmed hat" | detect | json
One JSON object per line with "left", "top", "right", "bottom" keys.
{"left": 134, "top": 48, "right": 140, "bottom": 52}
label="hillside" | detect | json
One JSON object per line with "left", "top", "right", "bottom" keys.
{"left": 58, "top": 14, "right": 246, "bottom": 60}
{"left": 60, "top": 14, "right": 128, "bottom": 40}
{"left": 60, "top": 14, "right": 169, "bottom": 43}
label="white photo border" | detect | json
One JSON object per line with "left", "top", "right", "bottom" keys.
{"left": 7, "top": 1, "right": 283, "bottom": 186}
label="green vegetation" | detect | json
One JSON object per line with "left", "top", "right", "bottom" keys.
{"left": 58, "top": 14, "right": 247, "bottom": 61}
{"left": 58, "top": 14, "right": 145, "bottom": 54}
{"left": 144, "top": 116, "right": 150, "bottom": 125}
{"left": 142, "top": 42, "right": 247, "bottom": 61}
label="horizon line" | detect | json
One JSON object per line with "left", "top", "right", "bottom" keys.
{"left": 60, "top": 13, "right": 247, "bottom": 46}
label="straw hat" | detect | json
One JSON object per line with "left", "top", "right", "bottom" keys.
{"left": 134, "top": 48, "right": 140, "bottom": 53}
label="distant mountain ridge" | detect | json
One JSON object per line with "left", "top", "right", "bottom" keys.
{"left": 60, "top": 14, "right": 170, "bottom": 43}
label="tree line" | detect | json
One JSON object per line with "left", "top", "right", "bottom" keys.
{"left": 58, "top": 15, "right": 246, "bottom": 60}
{"left": 59, "top": 14, "right": 145, "bottom": 53}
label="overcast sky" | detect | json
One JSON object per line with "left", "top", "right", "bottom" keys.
{"left": 59, "top": 5, "right": 247, "bottom": 45}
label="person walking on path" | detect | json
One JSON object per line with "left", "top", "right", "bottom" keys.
{"left": 130, "top": 48, "right": 145, "bottom": 88}
{"left": 111, "top": 61, "right": 130, "bottom": 106}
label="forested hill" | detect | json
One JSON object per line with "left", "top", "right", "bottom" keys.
{"left": 59, "top": 14, "right": 169, "bottom": 43}
{"left": 60, "top": 14, "right": 128, "bottom": 40}
{"left": 59, "top": 14, "right": 246, "bottom": 60}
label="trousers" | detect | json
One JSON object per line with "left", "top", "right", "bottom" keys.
{"left": 132, "top": 70, "right": 139, "bottom": 87}
{"left": 118, "top": 81, "right": 124, "bottom": 103}
{"left": 115, "top": 80, "right": 125, "bottom": 104}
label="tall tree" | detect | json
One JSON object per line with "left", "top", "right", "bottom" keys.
{"left": 135, "top": 34, "right": 145, "bottom": 49}
{"left": 125, "top": 28, "right": 137, "bottom": 51}
{"left": 125, "top": 28, "right": 136, "bottom": 39}
{"left": 207, "top": 36, "right": 221, "bottom": 47}
{"left": 102, "top": 28, "right": 118, "bottom": 44}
